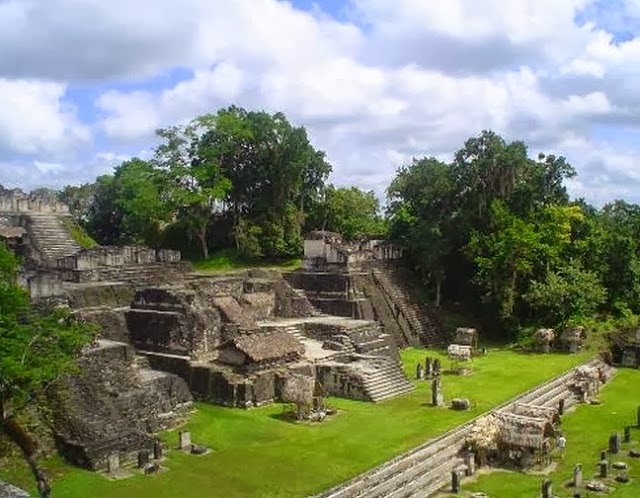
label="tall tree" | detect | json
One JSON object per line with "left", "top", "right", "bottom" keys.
{"left": 387, "top": 157, "right": 457, "bottom": 306}
{"left": 0, "top": 243, "right": 95, "bottom": 496}
{"left": 155, "top": 117, "right": 232, "bottom": 259}
{"left": 113, "top": 158, "right": 171, "bottom": 248}
{"left": 308, "top": 185, "right": 386, "bottom": 240}
{"left": 189, "top": 107, "right": 331, "bottom": 258}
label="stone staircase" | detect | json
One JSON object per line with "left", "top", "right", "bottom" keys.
{"left": 280, "top": 324, "right": 307, "bottom": 342}
{"left": 361, "top": 360, "right": 414, "bottom": 402}
{"left": 315, "top": 357, "right": 614, "bottom": 498}
{"left": 371, "top": 270, "right": 445, "bottom": 347}
{"left": 347, "top": 324, "right": 393, "bottom": 357}
{"left": 26, "top": 213, "right": 80, "bottom": 264}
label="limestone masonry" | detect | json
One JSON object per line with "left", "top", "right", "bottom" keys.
{"left": 0, "top": 193, "right": 446, "bottom": 473}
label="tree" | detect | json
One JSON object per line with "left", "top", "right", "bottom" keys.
{"left": 155, "top": 118, "right": 232, "bottom": 259}
{"left": 0, "top": 243, "right": 95, "bottom": 496}
{"left": 308, "top": 185, "right": 386, "bottom": 240}
{"left": 84, "top": 174, "right": 125, "bottom": 246}
{"left": 189, "top": 107, "right": 331, "bottom": 258}
{"left": 112, "top": 158, "right": 171, "bottom": 248}
{"left": 387, "top": 157, "right": 457, "bottom": 306}
{"left": 58, "top": 183, "right": 96, "bottom": 225}
{"left": 525, "top": 265, "right": 607, "bottom": 326}
{"left": 467, "top": 202, "right": 585, "bottom": 326}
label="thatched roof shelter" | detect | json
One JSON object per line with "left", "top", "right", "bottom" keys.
{"left": 495, "top": 412, "right": 553, "bottom": 450}
{"left": 467, "top": 414, "right": 500, "bottom": 452}
{"left": 453, "top": 328, "right": 478, "bottom": 347}
{"left": 534, "top": 328, "right": 555, "bottom": 344}
{"left": 218, "top": 332, "right": 304, "bottom": 366}
{"left": 447, "top": 344, "right": 472, "bottom": 362}
{"left": 610, "top": 327, "right": 640, "bottom": 348}
{"left": 0, "top": 226, "right": 26, "bottom": 239}
{"left": 508, "top": 403, "right": 560, "bottom": 426}
{"left": 558, "top": 326, "right": 586, "bottom": 352}
{"left": 609, "top": 327, "right": 640, "bottom": 367}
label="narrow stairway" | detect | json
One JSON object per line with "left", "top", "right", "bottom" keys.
{"left": 26, "top": 213, "right": 80, "bottom": 264}
{"left": 362, "top": 360, "right": 414, "bottom": 402}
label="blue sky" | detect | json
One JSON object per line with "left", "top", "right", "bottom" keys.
{"left": 2, "top": 0, "right": 640, "bottom": 206}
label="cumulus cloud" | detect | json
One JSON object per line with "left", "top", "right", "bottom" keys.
{"left": 0, "top": 79, "right": 90, "bottom": 159}
{"left": 1, "top": 0, "right": 640, "bottom": 205}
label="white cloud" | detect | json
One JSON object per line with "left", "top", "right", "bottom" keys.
{"left": 0, "top": 79, "right": 90, "bottom": 159}
{"left": 2, "top": 0, "right": 640, "bottom": 206}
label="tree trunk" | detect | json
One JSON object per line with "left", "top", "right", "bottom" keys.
{"left": 197, "top": 229, "right": 208, "bottom": 260}
{"left": 2, "top": 417, "right": 51, "bottom": 498}
{"left": 435, "top": 279, "right": 442, "bottom": 308}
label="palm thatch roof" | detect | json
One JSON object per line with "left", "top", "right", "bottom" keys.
{"left": 508, "top": 403, "right": 560, "bottom": 425}
{"left": 574, "top": 364, "right": 601, "bottom": 383}
{"left": 467, "top": 414, "right": 500, "bottom": 451}
{"left": 447, "top": 344, "right": 472, "bottom": 361}
{"left": 559, "top": 326, "right": 586, "bottom": 344}
{"left": 495, "top": 412, "right": 552, "bottom": 449}
{"left": 228, "top": 332, "right": 304, "bottom": 363}
{"left": 0, "top": 226, "right": 26, "bottom": 239}
{"left": 533, "top": 328, "right": 555, "bottom": 344}
{"left": 453, "top": 328, "right": 478, "bottom": 346}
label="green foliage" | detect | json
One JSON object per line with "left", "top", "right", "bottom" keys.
{"left": 525, "top": 265, "right": 606, "bottom": 326}
{"left": 308, "top": 185, "right": 387, "bottom": 240}
{"left": 58, "top": 183, "right": 95, "bottom": 224}
{"left": 60, "top": 218, "right": 98, "bottom": 249}
{"left": 387, "top": 130, "right": 595, "bottom": 334}
{"left": 464, "top": 369, "right": 640, "bottom": 498}
{"left": 0, "top": 243, "right": 96, "bottom": 422}
{"left": 74, "top": 106, "right": 331, "bottom": 261}
{"left": 193, "top": 248, "right": 302, "bottom": 272}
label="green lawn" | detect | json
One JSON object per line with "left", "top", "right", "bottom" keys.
{"left": 440, "top": 367, "right": 640, "bottom": 498}
{"left": 3, "top": 348, "right": 589, "bottom": 498}
{"left": 191, "top": 248, "right": 302, "bottom": 273}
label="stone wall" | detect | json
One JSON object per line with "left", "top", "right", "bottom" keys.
{"left": 302, "top": 233, "right": 403, "bottom": 273}
{"left": 52, "top": 340, "right": 192, "bottom": 470}
{"left": 126, "top": 287, "right": 222, "bottom": 359}
{"left": 57, "top": 246, "right": 181, "bottom": 270}
{"left": 316, "top": 363, "right": 369, "bottom": 401}
{"left": 143, "top": 352, "right": 289, "bottom": 408}
{"left": 0, "top": 186, "right": 69, "bottom": 213}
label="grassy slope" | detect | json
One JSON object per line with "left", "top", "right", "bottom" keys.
{"left": 442, "top": 367, "right": 640, "bottom": 498}
{"left": 60, "top": 218, "right": 98, "bottom": 249}
{"left": 31, "top": 348, "right": 589, "bottom": 498}
{"left": 192, "top": 248, "right": 302, "bottom": 273}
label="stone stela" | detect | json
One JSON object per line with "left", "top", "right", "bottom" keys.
{"left": 432, "top": 376, "right": 444, "bottom": 407}
{"left": 573, "top": 463, "right": 582, "bottom": 487}
{"left": 541, "top": 479, "right": 553, "bottom": 498}
{"left": 179, "top": 431, "right": 192, "bottom": 451}
{"left": 609, "top": 432, "right": 621, "bottom": 454}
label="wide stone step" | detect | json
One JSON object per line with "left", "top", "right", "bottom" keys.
{"left": 385, "top": 456, "right": 466, "bottom": 498}
{"left": 349, "top": 430, "right": 470, "bottom": 498}
{"left": 403, "top": 458, "right": 466, "bottom": 498}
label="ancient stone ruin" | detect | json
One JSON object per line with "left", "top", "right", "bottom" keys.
{"left": 2, "top": 198, "right": 432, "bottom": 474}
{"left": 533, "top": 328, "right": 555, "bottom": 353}
{"left": 50, "top": 340, "right": 192, "bottom": 470}
{"left": 609, "top": 327, "right": 640, "bottom": 368}
{"left": 285, "top": 230, "right": 447, "bottom": 348}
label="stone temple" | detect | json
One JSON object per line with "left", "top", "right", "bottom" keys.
{"left": 0, "top": 188, "right": 446, "bottom": 472}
